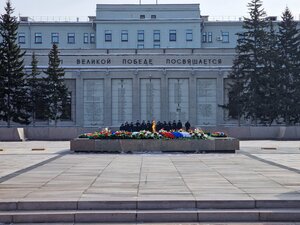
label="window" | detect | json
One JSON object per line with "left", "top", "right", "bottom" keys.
{"left": 222, "top": 32, "right": 229, "bottom": 43}
{"left": 18, "top": 32, "right": 25, "bottom": 44}
{"left": 83, "top": 33, "right": 89, "bottom": 44}
{"left": 153, "top": 43, "right": 160, "bottom": 48}
{"left": 67, "top": 33, "right": 75, "bottom": 44}
{"left": 153, "top": 30, "right": 160, "bottom": 42}
{"left": 51, "top": 33, "right": 59, "bottom": 44}
{"left": 186, "top": 29, "right": 193, "bottom": 41}
{"left": 151, "top": 15, "right": 156, "bottom": 19}
{"left": 34, "top": 33, "right": 42, "bottom": 44}
{"left": 137, "top": 30, "right": 144, "bottom": 42}
{"left": 169, "top": 30, "right": 176, "bottom": 42}
{"left": 105, "top": 30, "right": 112, "bottom": 42}
{"left": 90, "top": 33, "right": 95, "bottom": 43}
{"left": 121, "top": 30, "right": 128, "bottom": 42}
{"left": 202, "top": 32, "right": 207, "bottom": 43}
{"left": 137, "top": 43, "right": 144, "bottom": 49}
{"left": 208, "top": 32, "right": 212, "bottom": 43}
{"left": 140, "top": 15, "right": 145, "bottom": 19}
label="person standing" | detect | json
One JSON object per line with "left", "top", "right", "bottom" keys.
{"left": 141, "top": 120, "right": 146, "bottom": 130}
{"left": 185, "top": 121, "right": 191, "bottom": 131}
{"left": 172, "top": 120, "right": 177, "bottom": 130}
{"left": 135, "top": 120, "right": 141, "bottom": 131}
{"left": 177, "top": 120, "right": 182, "bottom": 130}
{"left": 147, "top": 120, "right": 151, "bottom": 131}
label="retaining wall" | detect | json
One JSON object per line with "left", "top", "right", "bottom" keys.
{"left": 0, "top": 126, "right": 299, "bottom": 141}
{"left": 70, "top": 138, "right": 240, "bottom": 153}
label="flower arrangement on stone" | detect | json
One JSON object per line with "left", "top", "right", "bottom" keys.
{"left": 110, "top": 131, "right": 132, "bottom": 139}
{"left": 211, "top": 131, "right": 227, "bottom": 137}
{"left": 189, "top": 128, "right": 208, "bottom": 139}
{"left": 79, "top": 128, "right": 226, "bottom": 140}
{"left": 132, "top": 130, "right": 159, "bottom": 139}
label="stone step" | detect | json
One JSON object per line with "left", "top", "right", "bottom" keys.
{"left": 1, "top": 208, "right": 300, "bottom": 223}
{"left": 1, "top": 200, "right": 300, "bottom": 211}
{"left": 2, "top": 200, "right": 300, "bottom": 211}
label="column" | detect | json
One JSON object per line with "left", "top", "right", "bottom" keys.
{"left": 75, "top": 71, "right": 84, "bottom": 127}
{"left": 104, "top": 71, "right": 112, "bottom": 126}
{"left": 189, "top": 71, "right": 197, "bottom": 126}
{"left": 132, "top": 70, "right": 140, "bottom": 121}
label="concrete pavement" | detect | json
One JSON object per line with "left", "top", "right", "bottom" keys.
{"left": 0, "top": 140, "right": 300, "bottom": 223}
{"left": 0, "top": 141, "right": 299, "bottom": 202}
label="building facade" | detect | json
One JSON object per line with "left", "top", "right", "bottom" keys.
{"left": 14, "top": 4, "right": 280, "bottom": 127}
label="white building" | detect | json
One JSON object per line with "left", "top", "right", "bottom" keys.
{"left": 14, "top": 4, "right": 294, "bottom": 128}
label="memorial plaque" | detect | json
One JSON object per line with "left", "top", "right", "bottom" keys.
{"left": 140, "top": 79, "right": 161, "bottom": 121}
{"left": 83, "top": 79, "right": 104, "bottom": 126}
{"left": 197, "top": 79, "right": 217, "bottom": 125}
{"left": 168, "top": 79, "right": 189, "bottom": 122}
{"left": 112, "top": 79, "right": 133, "bottom": 125}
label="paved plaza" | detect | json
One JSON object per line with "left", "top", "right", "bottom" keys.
{"left": 0, "top": 140, "right": 300, "bottom": 224}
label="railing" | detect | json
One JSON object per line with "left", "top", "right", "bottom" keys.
{"left": 205, "top": 16, "right": 244, "bottom": 22}
{"left": 19, "top": 16, "right": 90, "bottom": 22}
{"left": 18, "top": 15, "right": 300, "bottom": 22}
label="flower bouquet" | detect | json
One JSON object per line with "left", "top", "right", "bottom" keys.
{"left": 211, "top": 131, "right": 227, "bottom": 137}
{"left": 78, "top": 128, "right": 220, "bottom": 140}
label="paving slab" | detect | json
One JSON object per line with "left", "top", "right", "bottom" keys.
{"left": 0, "top": 141, "right": 300, "bottom": 206}
{"left": 9, "top": 223, "right": 300, "bottom": 225}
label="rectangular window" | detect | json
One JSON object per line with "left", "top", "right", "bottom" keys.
{"left": 222, "top": 32, "right": 229, "bottom": 43}
{"left": 208, "top": 32, "right": 212, "bottom": 43}
{"left": 151, "top": 15, "right": 156, "bottom": 19}
{"left": 18, "top": 32, "right": 25, "bottom": 44}
{"left": 51, "top": 33, "right": 59, "bottom": 44}
{"left": 186, "top": 29, "right": 193, "bottom": 41}
{"left": 153, "top": 30, "right": 160, "bottom": 42}
{"left": 121, "top": 30, "right": 128, "bottom": 42}
{"left": 202, "top": 32, "right": 207, "bottom": 43}
{"left": 67, "top": 33, "right": 75, "bottom": 44}
{"left": 83, "top": 33, "right": 89, "bottom": 44}
{"left": 153, "top": 43, "right": 160, "bottom": 48}
{"left": 34, "top": 33, "right": 42, "bottom": 44}
{"left": 169, "top": 30, "right": 176, "bottom": 42}
{"left": 90, "top": 33, "right": 95, "bottom": 43}
{"left": 140, "top": 15, "right": 145, "bottom": 19}
{"left": 137, "top": 30, "right": 144, "bottom": 42}
{"left": 137, "top": 43, "right": 144, "bottom": 49}
{"left": 105, "top": 30, "right": 112, "bottom": 42}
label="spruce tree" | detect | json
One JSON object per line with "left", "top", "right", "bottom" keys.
{"left": 277, "top": 8, "right": 300, "bottom": 125}
{"left": 44, "top": 44, "right": 68, "bottom": 126}
{"left": 260, "top": 21, "right": 281, "bottom": 125}
{"left": 228, "top": 0, "right": 269, "bottom": 125}
{"left": 0, "top": 0, "right": 29, "bottom": 127}
{"left": 26, "top": 52, "right": 43, "bottom": 126}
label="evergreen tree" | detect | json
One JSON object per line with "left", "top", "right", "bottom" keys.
{"left": 0, "top": 0, "right": 29, "bottom": 127}
{"left": 44, "top": 44, "right": 68, "bottom": 126}
{"left": 259, "top": 21, "right": 281, "bottom": 125}
{"left": 277, "top": 8, "right": 300, "bottom": 125}
{"left": 26, "top": 52, "right": 43, "bottom": 126}
{"left": 228, "top": 0, "right": 269, "bottom": 125}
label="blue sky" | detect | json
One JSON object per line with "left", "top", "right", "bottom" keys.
{"left": 0, "top": 0, "right": 299, "bottom": 21}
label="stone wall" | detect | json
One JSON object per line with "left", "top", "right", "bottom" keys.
{"left": 0, "top": 126, "right": 299, "bottom": 141}
{"left": 70, "top": 138, "right": 239, "bottom": 153}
